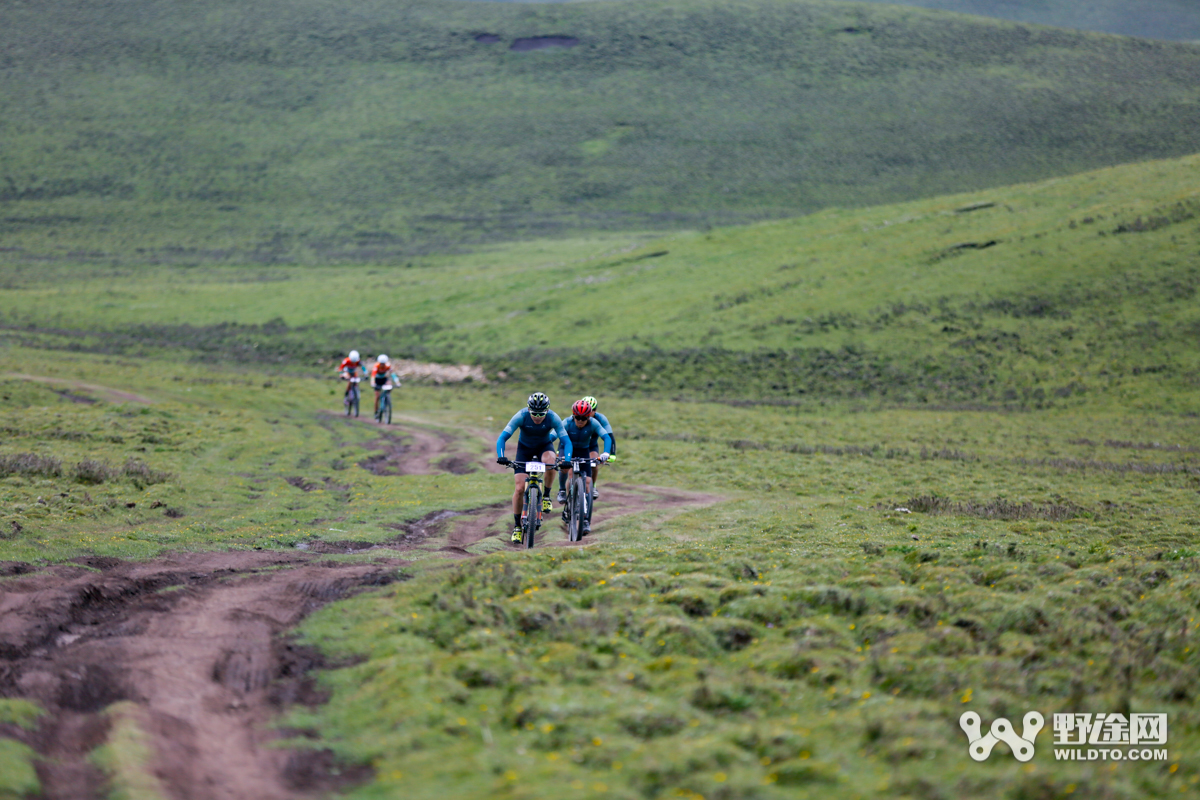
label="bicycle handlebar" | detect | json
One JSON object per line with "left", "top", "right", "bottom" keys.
{"left": 499, "top": 458, "right": 566, "bottom": 471}
{"left": 564, "top": 455, "right": 615, "bottom": 465}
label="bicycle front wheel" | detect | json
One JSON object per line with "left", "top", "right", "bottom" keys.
{"left": 523, "top": 484, "right": 540, "bottom": 548}
{"left": 567, "top": 478, "right": 584, "bottom": 542}
{"left": 385, "top": 394, "right": 392, "bottom": 425}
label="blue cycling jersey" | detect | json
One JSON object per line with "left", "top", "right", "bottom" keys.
{"left": 592, "top": 412, "right": 616, "bottom": 454}
{"left": 551, "top": 417, "right": 613, "bottom": 457}
{"left": 561, "top": 417, "right": 613, "bottom": 456}
{"left": 496, "top": 408, "right": 572, "bottom": 459}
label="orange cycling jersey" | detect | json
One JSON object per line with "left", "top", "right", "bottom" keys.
{"left": 340, "top": 357, "right": 363, "bottom": 373}
{"left": 370, "top": 362, "right": 394, "bottom": 379}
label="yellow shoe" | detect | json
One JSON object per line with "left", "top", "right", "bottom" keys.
{"left": 542, "top": 497, "right": 552, "bottom": 513}
{"left": 511, "top": 527, "right": 523, "bottom": 543}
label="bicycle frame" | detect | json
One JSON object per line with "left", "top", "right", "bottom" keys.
{"left": 343, "top": 376, "right": 361, "bottom": 417}
{"left": 375, "top": 384, "right": 394, "bottom": 424}
{"left": 563, "top": 457, "right": 596, "bottom": 542}
{"left": 503, "top": 459, "right": 561, "bottom": 548}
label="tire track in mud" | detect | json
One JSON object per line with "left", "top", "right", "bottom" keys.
{"left": 0, "top": 552, "right": 396, "bottom": 800}
{"left": 1, "top": 418, "right": 721, "bottom": 799}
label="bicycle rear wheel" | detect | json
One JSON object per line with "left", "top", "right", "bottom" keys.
{"left": 523, "top": 484, "right": 540, "bottom": 549}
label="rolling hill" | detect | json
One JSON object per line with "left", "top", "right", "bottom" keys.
{"left": 3, "top": 0, "right": 1200, "bottom": 262}
{"left": 833, "top": 0, "right": 1200, "bottom": 42}
{"left": 3, "top": 152, "right": 1198, "bottom": 410}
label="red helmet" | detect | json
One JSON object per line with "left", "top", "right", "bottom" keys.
{"left": 571, "top": 399, "right": 591, "bottom": 419}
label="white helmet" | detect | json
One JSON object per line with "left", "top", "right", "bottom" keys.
{"left": 348, "top": 350, "right": 360, "bottom": 362}
{"left": 377, "top": 354, "right": 389, "bottom": 365}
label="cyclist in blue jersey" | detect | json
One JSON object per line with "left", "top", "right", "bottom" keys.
{"left": 553, "top": 399, "right": 613, "bottom": 535}
{"left": 495, "top": 392, "right": 572, "bottom": 543}
{"left": 556, "top": 395, "right": 616, "bottom": 502}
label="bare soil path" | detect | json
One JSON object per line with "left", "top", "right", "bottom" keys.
{"left": 4, "top": 373, "right": 155, "bottom": 405}
{"left": 0, "top": 416, "right": 722, "bottom": 799}
{"left": 1, "top": 552, "right": 392, "bottom": 799}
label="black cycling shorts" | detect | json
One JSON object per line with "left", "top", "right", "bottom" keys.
{"left": 514, "top": 441, "right": 553, "bottom": 474}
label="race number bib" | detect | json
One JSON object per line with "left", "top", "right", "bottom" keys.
{"left": 525, "top": 461, "right": 546, "bottom": 473}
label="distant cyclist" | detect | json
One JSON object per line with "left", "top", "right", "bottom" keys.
{"left": 338, "top": 350, "right": 366, "bottom": 399}
{"left": 556, "top": 395, "right": 616, "bottom": 501}
{"left": 554, "top": 399, "right": 613, "bottom": 535}
{"left": 369, "top": 354, "right": 401, "bottom": 417}
{"left": 495, "top": 393, "right": 572, "bottom": 543}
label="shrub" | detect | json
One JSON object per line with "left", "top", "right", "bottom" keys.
{"left": 0, "top": 452, "right": 62, "bottom": 478}
{"left": 73, "top": 459, "right": 116, "bottom": 484}
{"left": 121, "top": 458, "right": 170, "bottom": 487}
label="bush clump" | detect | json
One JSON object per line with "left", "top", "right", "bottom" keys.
{"left": 121, "top": 458, "right": 171, "bottom": 487}
{"left": 73, "top": 458, "right": 116, "bottom": 484}
{"left": 65, "top": 458, "right": 171, "bottom": 486}
{"left": 0, "top": 452, "right": 62, "bottom": 478}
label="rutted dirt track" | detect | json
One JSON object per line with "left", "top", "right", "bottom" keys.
{"left": 0, "top": 420, "right": 720, "bottom": 799}
{"left": 0, "top": 553, "right": 390, "bottom": 800}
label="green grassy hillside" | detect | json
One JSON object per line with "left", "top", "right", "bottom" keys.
{"left": 833, "top": 0, "right": 1200, "bottom": 42}
{"left": 2, "top": 354, "right": 1198, "bottom": 799}
{"left": 4, "top": 153, "right": 1198, "bottom": 408}
{"left": 4, "top": 0, "right": 1200, "bottom": 261}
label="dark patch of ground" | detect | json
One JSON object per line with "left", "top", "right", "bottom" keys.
{"left": 0, "top": 551, "right": 403, "bottom": 799}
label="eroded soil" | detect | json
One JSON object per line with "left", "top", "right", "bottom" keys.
{"left": 0, "top": 551, "right": 396, "bottom": 800}
{"left": 0, "top": 420, "right": 721, "bottom": 799}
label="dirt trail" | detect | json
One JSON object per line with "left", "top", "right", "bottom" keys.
{"left": 1, "top": 417, "right": 722, "bottom": 799}
{"left": 0, "top": 552, "right": 395, "bottom": 799}
{"left": 4, "top": 373, "right": 155, "bottom": 405}
{"left": 323, "top": 411, "right": 495, "bottom": 476}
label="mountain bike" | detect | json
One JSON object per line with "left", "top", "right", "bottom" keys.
{"left": 374, "top": 383, "right": 394, "bottom": 425}
{"left": 502, "top": 459, "right": 562, "bottom": 549}
{"left": 561, "top": 456, "right": 597, "bottom": 542}
{"left": 343, "top": 377, "right": 361, "bottom": 417}
{"left": 561, "top": 455, "right": 614, "bottom": 541}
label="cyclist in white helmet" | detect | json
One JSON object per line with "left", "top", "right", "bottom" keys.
{"left": 338, "top": 350, "right": 366, "bottom": 404}
{"left": 369, "top": 354, "right": 401, "bottom": 417}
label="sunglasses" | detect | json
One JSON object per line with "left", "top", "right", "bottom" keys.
{"left": 530, "top": 411, "right": 547, "bottom": 419}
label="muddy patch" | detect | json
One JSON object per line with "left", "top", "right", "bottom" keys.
{"left": 0, "top": 551, "right": 403, "bottom": 799}
{"left": 285, "top": 476, "right": 348, "bottom": 493}
{"left": 352, "top": 423, "right": 460, "bottom": 476}
{"left": 434, "top": 454, "right": 477, "bottom": 474}
{"left": 54, "top": 389, "right": 98, "bottom": 405}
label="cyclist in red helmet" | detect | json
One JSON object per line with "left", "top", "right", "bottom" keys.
{"left": 556, "top": 395, "right": 616, "bottom": 502}
{"left": 552, "top": 399, "right": 613, "bottom": 535}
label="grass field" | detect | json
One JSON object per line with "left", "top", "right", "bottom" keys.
{"left": 5, "top": 0, "right": 1200, "bottom": 261}
{"left": 830, "top": 0, "right": 1200, "bottom": 42}
{"left": 1, "top": 152, "right": 1199, "bottom": 796}
{"left": 4, "top": 153, "right": 1198, "bottom": 409}
{"left": 0, "top": 346, "right": 1197, "bottom": 798}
